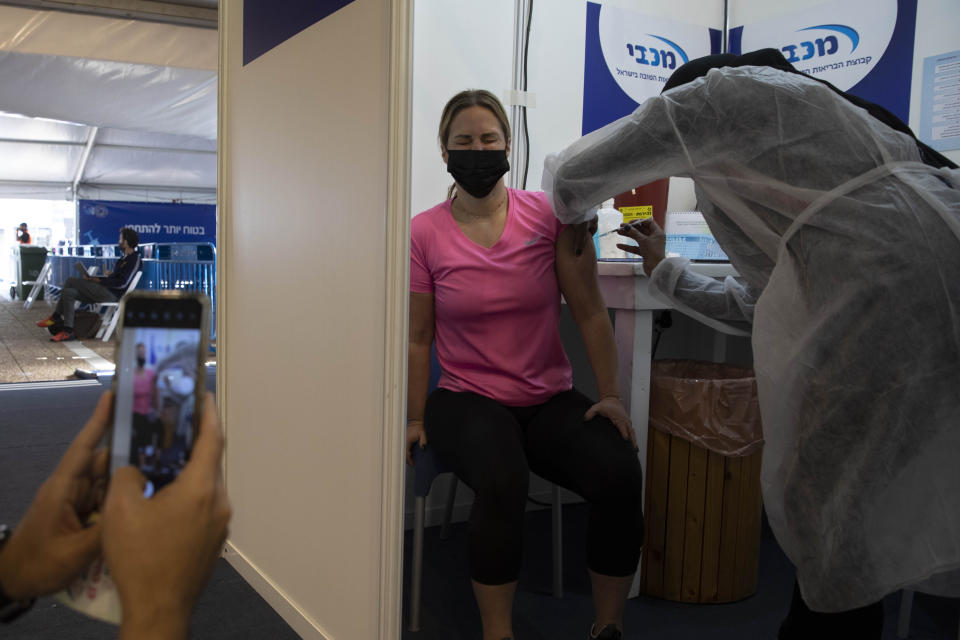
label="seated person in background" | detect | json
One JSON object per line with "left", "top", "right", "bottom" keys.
{"left": 37, "top": 227, "right": 141, "bottom": 343}
{"left": 543, "top": 48, "right": 960, "bottom": 640}
{"left": 0, "top": 391, "right": 230, "bottom": 638}
{"left": 407, "top": 89, "right": 643, "bottom": 640}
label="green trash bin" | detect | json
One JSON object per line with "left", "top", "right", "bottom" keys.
{"left": 11, "top": 245, "right": 48, "bottom": 301}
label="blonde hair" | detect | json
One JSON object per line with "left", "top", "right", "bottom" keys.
{"left": 438, "top": 90, "right": 511, "bottom": 199}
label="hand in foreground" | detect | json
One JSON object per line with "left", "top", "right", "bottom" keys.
{"left": 103, "top": 392, "right": 230, "bottom": 639}
{"left": 406, "top": 419, "right": 427, "bottom": 466}
{"left": 584, "top": 396, "right": 637, "bottom": 451}
{"left": 616, "top": 218, "right": 666, "bottom": 276}
{"left": 0, "top": 393, "right": 111, "bottom": 600}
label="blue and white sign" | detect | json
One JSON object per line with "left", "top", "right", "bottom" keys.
{"left": 583, "top": 2, "right": 718, "bottom": 135}
{"left": 732, "top": 0, "right": 917, "bottom": 123}
{"left": 919, "top": 50, "right": 960, "bottom": 152}
{"left": 78, "top": 200, "right": 216, "bottom": 246}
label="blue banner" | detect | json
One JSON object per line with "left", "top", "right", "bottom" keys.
{"left": 77, "top": 200, "right": 216, "bottom": 246}
{"left": 582, "top": 2, "right": 719, "bottom": 135}
{"left": 243, "top": 0, "right": 358, "bottom": 65}
{"left": 733, "top": 0, "right": 917, "bottom": 124}
{"left": 584, "top": 1, "right": 922, "bottom": 135}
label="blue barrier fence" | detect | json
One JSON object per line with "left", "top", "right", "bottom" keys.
{"left": 45, "top": 243, "right": 216, "bottom": 342}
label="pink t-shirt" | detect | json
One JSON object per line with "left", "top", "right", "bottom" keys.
{"left": 410, "top": 189, "right": 572, "bottom": 406}
{"left": 133, "top": 368, "right": 156, "bottom": 415}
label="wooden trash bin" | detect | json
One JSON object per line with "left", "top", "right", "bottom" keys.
{"left": 639, "top": 360, "right": 764, "bottom": 603}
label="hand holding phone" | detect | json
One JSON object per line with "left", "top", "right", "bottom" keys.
{"left": 0, "top": 394, "right": 110, "bottom": 602}
{"left": 103, "top": 392, "right": 230, "bottom": 638}
{"left": 53, "top": 292, "right": 221, "bottom": 629}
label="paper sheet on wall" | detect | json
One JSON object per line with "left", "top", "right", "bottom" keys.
{"left": 920, "top": 50, "right": 960, "bottom": 152}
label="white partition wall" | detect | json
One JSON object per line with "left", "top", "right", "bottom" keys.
{"left": 410, "top": 0, "right": 514, "bottom": 217}
{"left": 411, "top": 0, "right": 723, "bottom": 224}
{"left": 218, "top": 2, "right": 409, "bottom": 639}
{"left": 523, "top": 0, "right": 723, "bottom": 201}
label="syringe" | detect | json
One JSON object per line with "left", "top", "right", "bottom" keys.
{"left": 596, "top": 219, "right": 649, "bottom": 239}
{"left": 594, "top": 228, "right": 621, "bottom": 239}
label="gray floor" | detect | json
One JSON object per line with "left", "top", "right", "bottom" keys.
{"left": 0, "top": 379, "right": 295, "bottom": 640}
{"left": 401, "top": 500, "right": 959, "bottom": 640}
{"left": 2, "top": 382, "right": 957, "bottom": 639}
{"left": 0, "top": 295, "right": 119, "bottom": 383}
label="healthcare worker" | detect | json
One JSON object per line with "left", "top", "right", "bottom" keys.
{"left": 542, "top": 49, "right": 960, "bottom": 639}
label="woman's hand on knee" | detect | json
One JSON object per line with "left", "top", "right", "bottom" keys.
{"left": 584, "top": 397, "right": 637, "bottom": 451}
{"left": 405, "top": 420, "right": 427, "bottom": 466}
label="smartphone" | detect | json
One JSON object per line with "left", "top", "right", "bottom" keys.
{"left": 109, "top": 291, "right": 210, "bottom": 497}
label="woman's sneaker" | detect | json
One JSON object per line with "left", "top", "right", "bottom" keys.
{"left": 50, "top": 330, "right": 76, "bottom": 342}
{"left": 589, "top": 624, "right": 622, "bottom": 639}
{"left": 36, "top": 315, "right": 57, "bottom": 327}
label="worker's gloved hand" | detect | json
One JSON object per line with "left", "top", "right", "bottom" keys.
{"left": 572, "top": 217, "right": 599, "bottom": 256}
{"left": 617, "top": 218, "right": 666, "bottom": 276}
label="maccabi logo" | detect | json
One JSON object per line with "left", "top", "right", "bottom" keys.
{"left": 625, "top": 35, "right": 689, "bottom": 71}
{"left": 781, "top": 24, "right": 859, "bottom": 63}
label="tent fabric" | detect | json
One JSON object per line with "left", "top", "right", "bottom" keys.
{"left": 0, "top": 4, "right": 216, "bottom": 70}
{"left": 0, "top": 50, "right": 216, "bottom": 139}
{"left": 0, "top": 5, "right": 217, "bottom": 201}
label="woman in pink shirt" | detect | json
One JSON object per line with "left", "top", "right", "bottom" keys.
{"left": 130, "top": 342, "right": 159, "bottom": 465}
{"left": 407, "top": 90, "right": 643, "bottom": 640}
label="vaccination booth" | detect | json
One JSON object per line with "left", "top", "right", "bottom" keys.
{"left": 221, "top": 0, "right": 960, "bottom": 639}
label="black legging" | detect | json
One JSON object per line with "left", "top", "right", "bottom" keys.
{"left": 424, "top": 387, "right": 644, "bottom": 585}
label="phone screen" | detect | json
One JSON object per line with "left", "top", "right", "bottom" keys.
{"left": 110, "top": 295, "right": 207, "bottom": 496}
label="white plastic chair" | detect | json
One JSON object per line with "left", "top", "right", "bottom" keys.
{"left": 23, "top": 261, "right": 52, "bottom": 310}
{"left": 93, "top": 270, "right": 143, "bottom": 341}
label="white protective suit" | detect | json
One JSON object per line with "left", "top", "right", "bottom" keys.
{"left": 542, "top": 66, "right": 960, "bottom": 612}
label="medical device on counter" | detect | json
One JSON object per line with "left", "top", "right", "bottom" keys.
{"left": 593, "top": 210, "right": 730, "bottom": 263}
{"left": 663, "top": 211, "right": 729, "bottom": 262}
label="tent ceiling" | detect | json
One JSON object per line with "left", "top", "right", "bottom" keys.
{"left": 0, "top": 2, "right": 217, "bottom": 201}
{"left": 0, "top": 0, "right": 217, "bottom": 29}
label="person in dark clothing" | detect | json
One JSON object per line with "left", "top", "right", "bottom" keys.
{"left": 15, "top": 223, "right": 30, "bottom": 245}
{"left": 37, "top": 227, "right": 141, "bottom": 342}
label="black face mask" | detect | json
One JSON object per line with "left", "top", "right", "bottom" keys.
{"left": 137, "top": 357, "right": 146, "bottom": 368}
{"left": 446, "top": 149, "right": 510, "bottom": 199}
